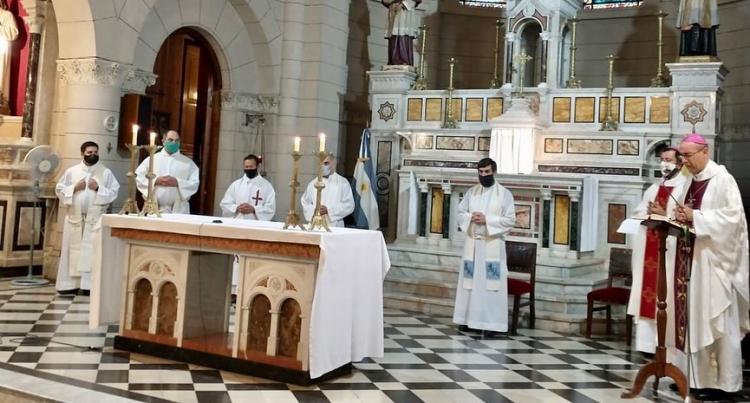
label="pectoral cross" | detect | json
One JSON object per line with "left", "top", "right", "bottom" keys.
{"left": 252, "top": 190, "right": 263, "bottom": 206}
{"left": 514, "top": 51, "right": 533, "bottom": 98}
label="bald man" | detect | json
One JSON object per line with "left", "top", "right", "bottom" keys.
{"left": 135, "top": 130, "right": 200, "bottom": 214}
{"left": 670, "top": 134, "right": 749, "bottom": 400}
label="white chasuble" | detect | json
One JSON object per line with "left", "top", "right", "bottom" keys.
{"left": 627, "top": 173, "right": 686, "bottom": 354}
{"left": 301, "top": 173, "right": 355, "bottom": 228}
{"left": 55, "top": 162, "right": 119, "bottom": 291}
{"left": 452, "top": 182, "right": 515, "bottom": 332}
{"left": 220, "top": 175, "right": 276, "bottom": 221}
{"left": 135, "top": 151, "right": 199, "bottom": 214}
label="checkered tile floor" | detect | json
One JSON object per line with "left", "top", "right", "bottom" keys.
{"left": 1, "top": 285, "right": 749, "bottom": 402}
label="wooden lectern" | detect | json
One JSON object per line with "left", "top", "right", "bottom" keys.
{"left": 621, "top": 217, "right": 691, "bottom": 399}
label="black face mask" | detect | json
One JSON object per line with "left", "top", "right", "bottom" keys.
{"left": 84, "top": 155, "right": 99, "bottom": 165}
{"left": 478, "top": 174, "right": 495, "bottom": 188}
{"left": 244, "top": 169, "right": 258, "bottom": 179}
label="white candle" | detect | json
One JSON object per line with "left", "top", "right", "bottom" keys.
{"left": 294, "top": 136, "right": 301, "bottom": 153}
{"left": 319, "top": 133, "right": 326, "bottom": 152}
{"left": 150, "top": 131, "right": 156, "bottom": 147}
{"left": 131, "top": 124, "right": 139, "bottom": 146}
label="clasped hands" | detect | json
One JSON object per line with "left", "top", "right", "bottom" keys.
{"left": 74, "top": 179, "right": 98, "bottom": 192}
{"left": 236, "top": 203, "right": 256, "bottom": 215}
{"left": 155, "top": 176, "right": 178, "bottom": 187}
{"left": 648, "top": 201, "right": 694, "bottom": 222}
{"left": 470, "top": 211, "right": 486, "bottom": 225}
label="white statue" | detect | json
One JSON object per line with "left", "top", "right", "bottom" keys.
{"left": 0, "top": 0, "right": 18, "bottom": 115}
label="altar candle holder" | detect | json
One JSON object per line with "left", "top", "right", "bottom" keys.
{"left": 119, "top": 143, "right": 141, "bottom": 215}
{"left": 565, "top": 17, "right": 582, "bottom": 89}
{"left": 283, "top": 149, "right": 306, "bottom": 231}
{"left": 139, "top": 143, "right": 161, "bottom": 217}
{"left": 600, "top": 54, "right": 619, "bottom": 132}
{"left": 308, "top": 150, "right": 331, "bottom": 232}
{"left": 650, "top": 10, "right": 668, "bottom": 88}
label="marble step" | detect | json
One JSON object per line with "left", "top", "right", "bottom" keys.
{"left": 388, "top": 260, "right": 459, "bottom": 284}
{"left": 387, "top": 244, "right": 463, "bottom": 268}
{"left": 384, "top": 277, "right": 456, "bottom": 300}
{"left": 383, "top": 291, "right": 455, "bottom": 317}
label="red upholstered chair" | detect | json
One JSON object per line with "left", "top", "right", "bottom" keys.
{"left": 585, "top": 247, "right": 633, "bottom": 345}
{"left": 505, "top": 241, "right": 537, "bottom": 335}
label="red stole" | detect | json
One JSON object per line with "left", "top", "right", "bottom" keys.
{"left": 674, "top": 178, "right": 711, "bottom": 350}
{"left": 639, "top": 185, "right": 674, "bottom": 319}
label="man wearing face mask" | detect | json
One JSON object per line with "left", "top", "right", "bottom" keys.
{"left": 135, "top": 130, "right": 200, "bottom": 214}
{"left": 220, "top": 154, "right": 276, "bottom": 293}
{"left": 55, "top": 141, "right": 120, "bottom": 295}
{"left": 627, "top": 146, "right": 686, "bottom": 354}
{"left": 453, "top": 158, "right": 516, "bottom": 336}
{"left": 301, "top": 153, "right": 355, "bottom": 228}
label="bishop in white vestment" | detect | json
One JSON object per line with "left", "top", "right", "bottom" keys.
{"left": 55, "top": 142, "right": 119, "bottom": 292}
{"left": 453, "top": 158, "right": 516, "bottom": 333}
{"left": 301, "top": 153, "right": 354, "bottom": 227}
{"left": 220, "top": 154, "right": 276, "bottom": 292}
{"left": 135, "top": 130, "right": 199, "bottom": 214}
{"left": 671, "top": 134, "right": 750, "bottom": 395}
{"left": 627, "top": 148, "right": 687, "bottom": 354}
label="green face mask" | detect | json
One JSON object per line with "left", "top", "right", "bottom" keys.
{"left": 164, "top": 141, "right": 180, "bottom": 154}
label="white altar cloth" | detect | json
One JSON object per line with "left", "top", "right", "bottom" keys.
{"left": 90, "top": 214, "right": 390, "bottom": 378}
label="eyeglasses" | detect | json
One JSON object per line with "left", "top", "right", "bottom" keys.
{"left": 164, "top": 138, "right": 179, "bottom": 143}
{"left": 680, "top": 146, "right": 707, "bottom": 160}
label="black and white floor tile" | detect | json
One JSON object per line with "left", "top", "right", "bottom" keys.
{"left": 1, "top": 284, "right": 749, "bottom": 402}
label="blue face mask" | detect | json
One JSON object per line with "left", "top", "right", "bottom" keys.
{"left": 164, "top": 141, "right": 180, "bottom": 154}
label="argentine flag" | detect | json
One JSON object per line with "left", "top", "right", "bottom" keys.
{"left": 352, "top": 128, "right": 380, "bottom": 230}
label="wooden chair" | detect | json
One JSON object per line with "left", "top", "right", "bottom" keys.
{"left": 506, "top": 241, "right": 537, "bottom": 335}
{"left": 586, "top": 247, "right": 633, "bottom": 345}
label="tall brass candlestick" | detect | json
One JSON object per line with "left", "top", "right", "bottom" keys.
{"left": 515, "top": 51, "right": 533, "bottom": 98}
{"left": 650, "top": 10, "right": 668, "bottom": 87}
{"left": 489, "top": 20, "right": 503, "bottom": 89}
{"left": 565, "top": 17, "right": 582, "bottom": 88}
{"left": 412, "top": 24, "right": 429, "bottom": 90}
{"left": 308, "top": 150, "right": 330, "bottom": 232}
{"left": 442, "top": 57, "right": 458, "bottom": 129}
{"left": 283, "top": 150, "right": 305, "bottom": 230}
{"left": 601, "top": 54, "right": 619, "bottom": 131}
{"left": 139, "top": 144, "right": 161, "bottom": 217}
{"left": 119, "top": 143, "right": 141, "bottom": 215}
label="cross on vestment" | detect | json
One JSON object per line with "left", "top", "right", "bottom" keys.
{"left": 252, "top": 189, "right": 263, "bottom": 206}
{"left": 514, "top": 51, "right": 533, "bottom": 97}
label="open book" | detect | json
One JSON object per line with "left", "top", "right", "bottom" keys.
{"left": 617, "top": 214, "right": 695, "bottom": 235}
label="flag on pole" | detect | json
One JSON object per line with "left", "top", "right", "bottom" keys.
{"left": 352, "top": 128, "right": 380, "bottom": 230}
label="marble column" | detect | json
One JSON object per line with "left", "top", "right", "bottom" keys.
{"left": 20, "top": 0, "right": 47, "bottom": 141}
{"left": 417, "top": 181, "right": 429, "bottom": 242}
{"left": 568, "top": 189, "right": 580, "bottom": 252}
{"left": 503, "top": 32, "right": 516, "bottom": 86}
{"left": 440, "top": 181, "right": 451, "bottom": 247}
{"left": 540, "top": 188, "right": 551, "bottom": 249}
{"left": 266, "top": 309, "right": 280, "bottom": 356}
{"left": 539, "top": 31, "right": 549, "bottom": 85}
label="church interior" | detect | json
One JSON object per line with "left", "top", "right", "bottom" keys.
{"left": 1, "top": 0, "right": 750, "bottom": 402}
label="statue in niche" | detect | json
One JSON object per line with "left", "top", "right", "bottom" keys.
{"left": 0, "top": 0, "right": 18, "bottom": 115}
{"left": 381, "top": 0, "right": 421, "bottom": 66}
{"left": 676, "top": 0, "right": 718, "bottom": 57}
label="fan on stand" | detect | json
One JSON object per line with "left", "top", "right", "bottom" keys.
{"left": 12, "top": 145, "right": 60, "bottom": 287}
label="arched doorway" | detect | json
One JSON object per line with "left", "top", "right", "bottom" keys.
{"left": 146, "top": 28, "right": 223, "bottom": 215}
{"left": 519, "top": 22, "right": 543, "bottom": 87}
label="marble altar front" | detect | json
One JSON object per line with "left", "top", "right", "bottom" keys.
{"left": 90, "top": 214, "right": 390, "bottom": 384}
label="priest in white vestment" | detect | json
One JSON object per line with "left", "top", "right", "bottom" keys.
{"left": 135, "top": 130, "right": 199, "bottom": 214}
{"left": 627, "top": 147, "right": 687, "bottom": 354}
{"left": 220, "top": 154, "right": 276, "bottom": 293}
{"left": 55, "top": 141, "right": 119, "bottom": 294}
{"left": 670, "top": 134, "right": 750, "bottom": 398}
{"left": 301, "top": 153, "right": 354, "bottom": 228}
{"left": 453, "top": 158, "right": 516, "bottom": 334}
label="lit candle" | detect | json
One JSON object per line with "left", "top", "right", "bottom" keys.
{"left": 150, "top": 131, "right": 156, "bottom": 147}
{"left": 294, "top": 136, "right": 301, "bottom": 153}
{"left": 131, "top": 124, "right": 139, "bottom": 146}
{"left": 319, "top": 133, "right": 326, "bottom": 152}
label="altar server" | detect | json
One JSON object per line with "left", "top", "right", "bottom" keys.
{"left": 301, "top": 153, "right": 354, "bottom": 228}
{"left": 135, "top": 130, "right": 199, "bottom": 214}
{"left": 55, "top": 141, "right": 119, "bottom": 294}
{"left": 453, "top": 158, "right": 516, "bottom": 334}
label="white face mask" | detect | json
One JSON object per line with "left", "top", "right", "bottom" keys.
{"left": 660, "top": 161, "right": 676, "bottom": 176}
{"left": 322, "top": 165, "right": 332, "bottom": 177}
